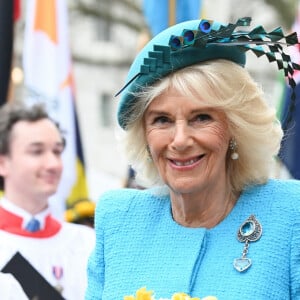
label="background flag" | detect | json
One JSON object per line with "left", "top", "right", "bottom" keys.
{"left": 143, "top": 0, "right": 203, "bottom": 36}
{"left": 278, "top": 2, "right": 300, "bottom": 179}
{"left": 14, "top": 0, "right": 21, "bottom": 22}
{"left": 23, "top": 0, "right": 88, "bottom": 218}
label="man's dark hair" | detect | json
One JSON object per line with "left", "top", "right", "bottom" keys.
{"left": 0, "top": 101, "right": 65, "bottom": 189}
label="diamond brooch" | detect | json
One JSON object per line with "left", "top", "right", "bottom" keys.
{"left": 233, "top": 215, "right": 262, "bottom": 272}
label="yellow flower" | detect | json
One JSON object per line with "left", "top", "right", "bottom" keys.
{"left": 172, "top": 292, "right": 200, "bottom": 300}
{"left": 124, "top": 287, "right": 153, "bottom": 300}
{"left": 64, "top": 199, "right": 95, "bottom": 222}
{"left": 124, "top": 287, "right": 217, "bottom": 300}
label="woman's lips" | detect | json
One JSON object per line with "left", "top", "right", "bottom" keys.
{"left": 169, "top": 154, "right": 205, "bottom": 166}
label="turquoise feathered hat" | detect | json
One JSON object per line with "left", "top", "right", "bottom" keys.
{"left": 116, "top": 17, "right": 300, "bottom": 130}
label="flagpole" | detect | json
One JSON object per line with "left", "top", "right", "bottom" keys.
{"left": 168, "top": 0, "right": 176, "bottom": 27}
{"left": 0, "top": 0, "right": 14, "bottom": 106}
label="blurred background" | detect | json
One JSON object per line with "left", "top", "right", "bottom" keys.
{"left": 1, "top": 0, "right": 299, "bottom": 220}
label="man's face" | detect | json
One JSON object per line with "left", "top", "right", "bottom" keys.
{"left": 0, "top": 119, "right": 64, "bottom": 203}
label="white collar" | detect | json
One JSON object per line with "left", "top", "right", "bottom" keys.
{"left": 0, "top": 198, "right": 50, "bottom": 230}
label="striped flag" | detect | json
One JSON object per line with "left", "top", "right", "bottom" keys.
{"left": 143, "top": 0, "right": 203, "bottom": 36}
{"left": 278, "top": 2, "right": 300, "bottom": 179}
{"left": 23, "top": 0, "right": 88, "bottom": 218}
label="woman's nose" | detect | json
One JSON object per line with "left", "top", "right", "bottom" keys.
{"left": 170, "top": 121, "right": 193, "bottom": 151}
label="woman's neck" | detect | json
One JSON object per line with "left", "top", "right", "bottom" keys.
{"left": 170, "top": 189, "right": 239, "bottom": 228}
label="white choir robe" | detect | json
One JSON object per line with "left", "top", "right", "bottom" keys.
{"left": 0, "top": 206, "right": 95, "bottom": 300}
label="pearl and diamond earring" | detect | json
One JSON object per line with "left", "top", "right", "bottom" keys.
{"left": 229, "top": 138, "right": 239, "bottom": 160}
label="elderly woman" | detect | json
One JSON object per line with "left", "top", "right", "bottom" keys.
{"left": 86, "top": 18, "right": 300, "bottom": 299}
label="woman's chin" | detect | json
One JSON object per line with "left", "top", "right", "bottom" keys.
{"left": 167, "top": 181, "right": 200, "bottom": 195}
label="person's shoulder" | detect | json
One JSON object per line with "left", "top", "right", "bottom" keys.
{"left": 247, "top": 178, "right": 300, "bottom": 195}
{"left": 271, "top": 178, "right": 300, "bottom": 188}
{"left": 250, "top": 178, "right": 300, "bottom": 210}
{"left": 61, "top": 222, "right": 95, "bottom": 240}
{"left": 94, "top": 187, "right": 169, "bottom": 233}
{"left": 62, "top": 221, "right": 94, "bottom": 233}
{"left": 265, "top": 178, "right": 300, "bottom": 197}
{"left": 98, "top": 187, "right": 164, "bottom": 209}
{"left": 100, "top": 187, "right": 146, "bottom": 201}
{"left": 95, "top": 187, "right": 169, "bottom": 219}
{"left": 59, "top": 222, "right": 95, "bottom": 250}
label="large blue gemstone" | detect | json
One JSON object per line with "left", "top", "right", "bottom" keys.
{"left": 241, "top": 221, "right": 255, "bottom": 236}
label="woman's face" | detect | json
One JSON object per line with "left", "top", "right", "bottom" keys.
{"left": 144, "top": 88, "right": 231, "bottom": 196}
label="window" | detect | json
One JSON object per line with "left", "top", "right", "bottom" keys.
{"left": 100, "top": 92, "right": 113, "bottom": 127}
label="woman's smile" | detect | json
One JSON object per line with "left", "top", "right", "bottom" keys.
{"left": 168, "top": 154, "right": 205, "bottom": 168}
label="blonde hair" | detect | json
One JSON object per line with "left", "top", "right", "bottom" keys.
{"left": 121, "top": 60, "right": 283, "bottom": 192}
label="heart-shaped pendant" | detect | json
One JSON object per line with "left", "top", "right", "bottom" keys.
{"left": 233, "top": 257, "right": 252, "bottom": 272}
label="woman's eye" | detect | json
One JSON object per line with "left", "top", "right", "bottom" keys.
{"left": 153, "top": 116, "right": 170, "bottom": 124}
{"left": 194, "top": 114, "right": 212, "bottom": 122}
